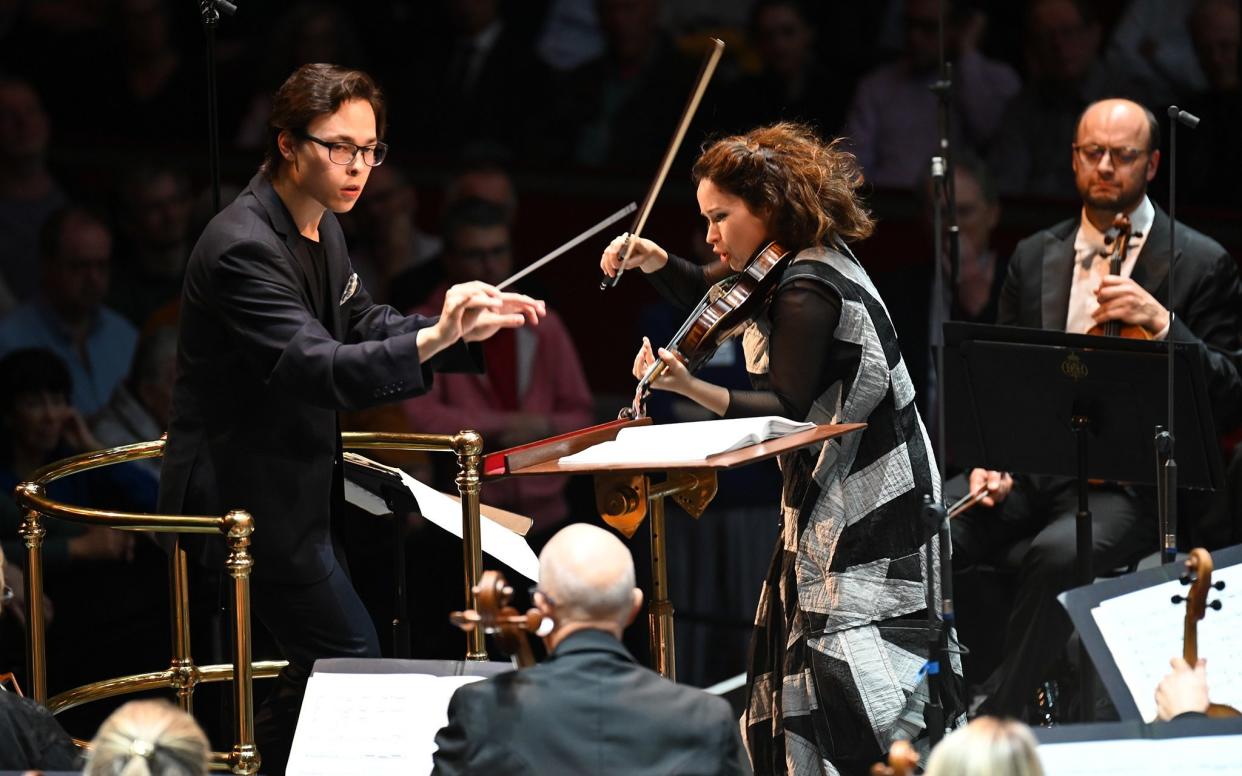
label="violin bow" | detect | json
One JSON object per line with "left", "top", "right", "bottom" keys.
{"left": 601, "top": 37, "right": 725, "bottom": 290}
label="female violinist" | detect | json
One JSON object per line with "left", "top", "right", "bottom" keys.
{"left": 601, "top": 122, "right": 962, "bottom": 774}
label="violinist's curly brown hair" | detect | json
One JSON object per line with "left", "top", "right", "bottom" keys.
{"left": 692, "top": 122, "right": 874, "bottom": 248}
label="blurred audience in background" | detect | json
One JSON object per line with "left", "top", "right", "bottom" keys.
{"left": 0, "top": 206, "right": 137, "bottom": 417}
{"left": 0, "top": 0, "right": 1238, "bottom": 707}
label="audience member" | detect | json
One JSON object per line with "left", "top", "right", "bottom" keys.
{"left": 0, "top": 542, "right": 81, "bottom": 773}
{"left": 86, "top": 699, "right": 210, "bottom": 776}
{"left": 843, "top": 0, "right": 1020, "bottom": 189}
{"left": 389, "top": 157, "right": 519, "bottom": 312}
{"left": 233, "top": 2, "right": 367, "bottom": 151}
{"left": 537, "top": 0, "right": 605, "bottom": 71}
{"left": 92, "top": 326, "right": 178, "bottom": 480}
{"left": 1104, "top": 0, "right": 1208, "bottom": 107}
{"left": 108, "top": 162, "right": 195, "bottom": 327}
{"left": 718, "top": 0, "right": 846, "bottom": 136}
{"left": 0, "top": 76, "right": 67, "bottom": 310}
{"left": 1181, "top": 0, "right": 1241, "bottom": 209}
{"left": 404, "top": 198, "right": 592, "bottom": 533}
{"left": 349, "top": 164, "right": 443, "bottom": 305}
{"left": 539, "top": 0, "right": 699, "bottom": 167}
{"left": 989, "top": 0, "right": 1123, "bottom": 199}
{"left": 432, "top": 523, "right": 747, "bottom": 775}
{"left": 1155, "top": 656, "right": 1212, "bottom": 721}
{"left": 0, "top": 348, "right": 152, "bottom": 571}
{"left": 400, "top": 0, "right": 547, "bottom": 156}
{"left": 923, "top": 717, "right": 1044, "bottom": 776}
{"left": 0, "top": 206, "right": 138, "bottom": 417}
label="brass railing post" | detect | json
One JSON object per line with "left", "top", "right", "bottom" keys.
{"left": 168, "top": 537, "right": 200, "bottom": 713}
{"left": 224, "top": 510, "right": 259, "bottom": 776}
{"left": 17, "top": 486, "right": 48, "bottom": 703}
{"left": 453, "top": 430, "right": 487, "bottom": 661}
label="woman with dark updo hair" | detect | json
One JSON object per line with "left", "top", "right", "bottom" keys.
{"left": 602, "top": 122, "right": 963, "bottom": 774}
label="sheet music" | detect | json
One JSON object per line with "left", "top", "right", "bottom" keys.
{"left": 1090, "top": 564, "right": 1242, "bottom": 721}
{"left": 1037, "top": 734, "right": 1242, "bottom": 775}
{"left": 287, "top": 672, "right": 484, "bottom": 776}
{"left": 561, "top": 416, "right": 814, "bottom": 465}
{"left": 397, "top": 472, "right": 541, "bottom": 582}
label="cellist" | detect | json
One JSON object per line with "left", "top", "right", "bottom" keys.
{"left": 600, "top": 122, "right": 963, "bottom": 774}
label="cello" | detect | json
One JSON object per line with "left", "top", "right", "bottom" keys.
{"left": 1171, "top": 548, "right": 1241, "bottom": 717}
{"left": 449, "top": 570, "right": 550, "bottom": 669}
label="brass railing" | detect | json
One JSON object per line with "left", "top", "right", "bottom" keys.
{"left": 13, "top": 430, "right": 487, "bottom": 775}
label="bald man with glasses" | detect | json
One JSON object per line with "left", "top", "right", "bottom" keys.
{"left": 952, "top": 98, "right": 1242, "bottom": 720}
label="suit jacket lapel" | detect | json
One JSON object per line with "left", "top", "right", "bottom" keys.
{"left": 1130, "top": 205, "right": 1172, "bottom": 298}
{"left": 1040, "top": 227, "right": 1077, "bottom": 330}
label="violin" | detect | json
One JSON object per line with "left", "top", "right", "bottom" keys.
{"left": 450, "top": 570, "right": 551, "bottom": 669}
{"left": 869, "top": 739, "right": 918, "bottom": 776}
{"left": 1172, "top": 548, "right": 1241, "bottom": 718}
{"left": 1085, "top": 213, "right": 1151, "bottom": 340}
{"left": 622, "top": 241, "right": 793, "bottom": 418}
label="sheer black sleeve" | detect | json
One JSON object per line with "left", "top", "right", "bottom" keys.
{"left": 723, "top": 278, "right": 842, "bottom": 420}
{"left": 647, "top": 253, "right": 711, "bottom": 311}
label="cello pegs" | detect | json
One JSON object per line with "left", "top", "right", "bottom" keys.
{"left": 1209, "top": 600, "right": 1223, "bottom": 611}
{"left": 1214, "top": 581, "right": 1226, "bottom": 591}
{"left": 1180, "top": 574, "right": 1193, "bottom": 585}
{"left": 1171, "top": 594, "right": 1186, "bottom": 604}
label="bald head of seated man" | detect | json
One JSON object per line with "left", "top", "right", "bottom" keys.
{"left": 432, "top": 523, "right": 751, "bottom": 776}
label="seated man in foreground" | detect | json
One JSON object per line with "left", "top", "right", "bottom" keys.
{"left": 432, "top": 522, "right": 748, "bottom": 775}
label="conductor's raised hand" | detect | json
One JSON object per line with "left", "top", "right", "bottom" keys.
{"left": 421, "top": 282, "right": 544, "bottom": 360}
{"left": 600, "top": 233, "right": 669, "bottom": 278}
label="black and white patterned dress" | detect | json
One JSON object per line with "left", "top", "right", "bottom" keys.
{"left": 651, "top": 244, "right": 963, "bottom": 775}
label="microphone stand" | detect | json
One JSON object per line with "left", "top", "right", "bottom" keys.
{"left": 921, "top": 0, "right": 962, "bottom": 749}
{"left": 1157, "top": 107, "right": 1200, "bottom": 565}
{"left": 199, "top": 0, "right": 238, "bottom": 215}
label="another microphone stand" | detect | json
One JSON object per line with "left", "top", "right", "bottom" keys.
{"left": 922, "top": 0, "right": 962, "bottom": 748}
{"left": 1157, "top": 107, "right": 1200, "bottom": 565}
{"left": 199, "top": 0, "right": 238, "bottom": 215}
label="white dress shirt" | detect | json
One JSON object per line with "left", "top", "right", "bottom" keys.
{"left": 1065, "top": 195, "right": 1165, "bottom": 338}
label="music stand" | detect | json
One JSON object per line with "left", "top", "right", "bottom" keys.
{"left": 942, "top": 322, "right": 1223, "bottom": 719}
{"left": 484, "top": 420, "right": 864, "bottom": 679}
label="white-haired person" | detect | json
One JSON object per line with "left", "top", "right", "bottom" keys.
{"left": 432, "top": 522, "right": 748, "bottom": 775}
{"left": 86, "top": 699, "right": 209, "bottom": 776}
{"left": 923, "top": 716, "right": 1044, "bottom": 776}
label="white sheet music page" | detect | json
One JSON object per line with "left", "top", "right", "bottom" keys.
{"left": 1089, "top": 563, "right": 1242, "bottom": 722}
{"left": 560, "top": 416, "right": 815, "bottom": 465}
{"left": 1038, "top": 734, "right": 1242, "bottom": 775}
{"left": 286, "top": 672, "right": 484, "bottom": 776}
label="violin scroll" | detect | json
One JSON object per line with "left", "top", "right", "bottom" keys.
{"left": 449, "top": 569, "right": 549, "bottom": 668}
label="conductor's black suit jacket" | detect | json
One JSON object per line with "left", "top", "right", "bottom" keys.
{"left": 431, "top": 628, "right": 749, "bottom": 775}
{"left": 999, "top": 205, "right": 1242, "bottom": 431}
{"left": 159, "top": 174, "right": 477, "bottom": 583}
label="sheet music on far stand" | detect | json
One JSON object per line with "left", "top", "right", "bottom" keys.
{"left": 1086, "top": 563, "right": 1242, "bottom": 722}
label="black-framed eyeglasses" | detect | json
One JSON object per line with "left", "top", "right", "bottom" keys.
{"left": 1073, "top": 143, "right": 1147, "bottom": 167}
{"left": 297, "top": 131, "right": 388, "bottom": 167}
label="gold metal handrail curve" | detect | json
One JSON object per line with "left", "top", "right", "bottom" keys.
{"left": 13, "top": 430, "right": 488, "bottom": 775}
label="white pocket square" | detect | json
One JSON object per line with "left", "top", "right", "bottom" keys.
{"left": 339, "top": 273, "right": 360, "bottom": 305}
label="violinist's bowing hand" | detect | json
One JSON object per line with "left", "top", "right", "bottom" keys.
{"left": 1093, "top": 276, "right": 1169, "bottom": 336}
{"left": 600, "top": 232, "right": 669, "bottom": 277}
{"left": 967, "top": 468, "right": 1013, "bottom": 507}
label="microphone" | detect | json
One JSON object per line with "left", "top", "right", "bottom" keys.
{"left": 1167, "top": 106, "right": 1200, "bottom": 129}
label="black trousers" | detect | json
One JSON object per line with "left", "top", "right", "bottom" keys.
{"left": 249, "top": 558, "right": 380, "bottom": 775}
{"left": 950, "top": 474, "right": 1156, "bottom": 717}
